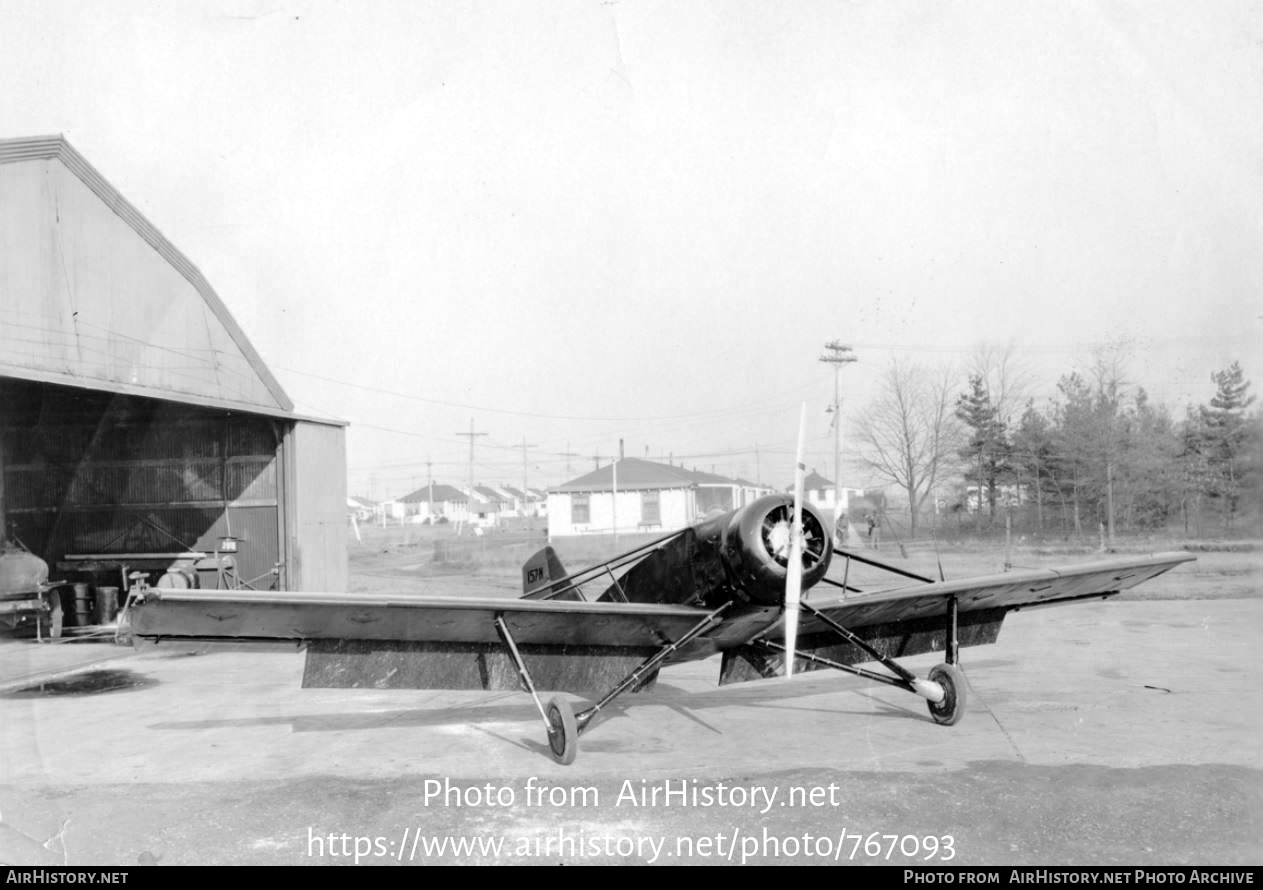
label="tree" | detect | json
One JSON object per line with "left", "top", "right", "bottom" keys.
{"left": 1010, "top": 401, "right": 1056, "bottom": 533}
{"left": 967, "top": 340, "right": 1031, "bottom": 429}
{"left": 955, "top": 374, "right": 1010, "bottom": 526}
{"left": 854, "top": 360, "right": 961, "bottom": 538}
{"left": 1197, "top": 361, "right": 1257, "bottom": 529}
{"left": 1176, "top": 408, "right": 1214, "bottom": 536}
{"left": 1051, "top": 371, "right": 1096, "bottom": 537}
{"left": 1114, "top": 388, "right": 1180, "bottom": 530}
{"left": 1086, "top": 342, "right": 1131, "bottom": 546}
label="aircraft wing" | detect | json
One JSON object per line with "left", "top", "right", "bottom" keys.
{"left": 129, "top": 589, "right": 718, "bottom": 695}
{"left": 718, "top": 551, "right": 1195, "bottom": 684}
{"left": 130, "top": 588, "right": 711, "bottom": 647}
{"left": 798, "top": 550, "right": 1195, "bottom": 631}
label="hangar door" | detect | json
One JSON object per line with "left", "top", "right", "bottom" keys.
{"left": 0, "top": 378, "right": 284, "bottom": 588}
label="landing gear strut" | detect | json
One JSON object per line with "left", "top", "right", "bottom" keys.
{"left": 496, "top": 603, "right": 733, "bottom": 764}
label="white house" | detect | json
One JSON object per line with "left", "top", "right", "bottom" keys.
{"left": 469, "top": 486, "right": 509, "bottom": 524}
{"left": 492, "top": 484, "right": 545, "bottom": 518}
{"left": 794, "top": 469, "right": 863, "bottom": 524}
{"left": 547, "top": 458, "right": 774, "bottom": 539}
{"left": 525, "top": 487, "right": 549, "bottom": 518}
{"left": 398, "top": 483, "right": 471, "bottom": 523}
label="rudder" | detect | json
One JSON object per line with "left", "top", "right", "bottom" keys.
{"left": 520, "top": 545, "right": 580, "bottom": 600}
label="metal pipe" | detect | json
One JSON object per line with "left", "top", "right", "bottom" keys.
{"left": 799, "top": 600, "right": 920, "bottom": 684}
{"left": 756, "top": 640, "right": 916, "bottom": 692}
{"left": 829, "top": 547, "right": 935, "bottom": 583}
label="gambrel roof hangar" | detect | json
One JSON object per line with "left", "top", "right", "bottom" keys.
{"left": 0, "top": 136, "right": 347, "bottom": 594}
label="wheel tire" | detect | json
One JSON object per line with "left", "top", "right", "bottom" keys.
{"left": 926, "top": 663, "right": 967, "bottom": 726}
{"left": 545, "top": 696, "right": 579, "bottom": 765}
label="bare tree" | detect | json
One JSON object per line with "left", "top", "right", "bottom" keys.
{"left": 854, "top": 360, "right": 962, "bottom": 537}
{"left": 968, "top": 339, "right": 1031, "bottom": 428}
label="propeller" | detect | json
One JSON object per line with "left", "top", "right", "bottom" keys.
{"left": 784, "top": 403, "right": 807, "bottom": 678}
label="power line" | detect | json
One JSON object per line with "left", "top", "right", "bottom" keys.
{"left": 274, "top": 364, "right": 823, "bottom": 423}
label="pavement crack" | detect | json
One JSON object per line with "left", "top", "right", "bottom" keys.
{"left": 0, "top": 806, "right": 70, "bottom": 864}
{"left": 970, "top": 684, "right": 1027, "bottom": 762}
{"left": 48, "top": 817, "right": 71, "bottom": 865}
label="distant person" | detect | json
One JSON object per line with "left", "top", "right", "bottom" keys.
{"left": 865, "top": 513, "right": 878, "bottom": 549}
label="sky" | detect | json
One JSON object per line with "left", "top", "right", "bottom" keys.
{"left": 2, "top": 0, "right": 1261, "bottom": 500}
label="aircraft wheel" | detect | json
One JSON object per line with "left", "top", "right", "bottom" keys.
{"left": 926, "top": 663, "right": 967, "bottom": 726}
{"left": 545, "top": 696, "right": 578, "bottom": 765}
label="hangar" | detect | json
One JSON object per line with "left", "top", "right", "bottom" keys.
{"left": 0, "top": 135, "right": 347, "bottom": 605}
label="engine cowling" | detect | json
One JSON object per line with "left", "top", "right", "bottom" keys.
{"left": 690, "top": 493, "right": 833, "bottom": 607}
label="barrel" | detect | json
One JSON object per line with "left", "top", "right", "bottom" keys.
{"left": 95, "top": 586, "right": 119, "bottom": 625}
{"left": 73, "top": 583, "right": 93, "bottom": 627}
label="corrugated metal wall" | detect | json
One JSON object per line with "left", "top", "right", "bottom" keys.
{"left": 0, "top": 378, "right": 284, "bottom": 587}
{"left": 281, "top": 421, "right": 348, "bottom": 592}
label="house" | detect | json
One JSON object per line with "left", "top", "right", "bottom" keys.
{"left": 490, "top": 484, "right": 529, "bottom": 517}
{"left": 792, "top": 469, "right": 863, "bottom": 523}
{"left": 547, "top": 458, "right": 774, "bottom": 538}
{"left": 347, "top": 495, "right": 377, "bottom": 523}
{"left": 397, "top": 483, "right": 470, "bottom": 523}
{"left": 525, "top": 487, "right": 549, "bottom": 517}
{"left": 469, "top": 486, "right": 509, "bottom": 525}
{"left": 962, "top": 483, "right": 1027, "bottom": 512}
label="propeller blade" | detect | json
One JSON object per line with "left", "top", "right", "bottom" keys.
{"left": 785, "top": 402, "right": 807, "bottom": 678}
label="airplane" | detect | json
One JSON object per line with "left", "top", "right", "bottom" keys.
{"left": 127, "top": 411, "right": 1195, "bottom": 765}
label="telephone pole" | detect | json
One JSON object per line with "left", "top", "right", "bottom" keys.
{"left": 559, "top": 442, "right": 581, "bottom": 480}
{"left": 818, "top": 341, "right": 857, "bottom": 527}
{"left": 455, "top": 418, "right": 488, "bottom": 498}
{"left": 513, "top": 436, "right": 539, "bottom": 525}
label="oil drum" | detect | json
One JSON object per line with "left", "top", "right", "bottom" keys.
{"left": 95, "top": 586, "right": 120, "bottom": 625}
{"left": 73, "top": 582, "right": 93, "bottom": 627}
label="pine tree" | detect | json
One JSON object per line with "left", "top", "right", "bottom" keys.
{"left": 1010, "top": 401, "right": 1056, "bottom": 534}
{"left": 1198, "top": 362, "right": 1256, "bottom": 529}
{"left": 955, "top": 375, "right": 1009, "bottom": 527}
{"left": 1052, "top": 372, "right": 1097, "bottom": 537}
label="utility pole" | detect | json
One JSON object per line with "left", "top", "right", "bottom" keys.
{"left": 426, "top": 457, "right": 433, "bottom": 521}
{"left": 513, "top": 436, "right": 539, "bottom": 526}
{"left": 819, "top": 341, "right": 858, "bottom": 530}
{"left": 560, "top": 441, "right": 581, "bottom": 479}
{"left": 455, "top": 418, "right": 488, "bottom": 499}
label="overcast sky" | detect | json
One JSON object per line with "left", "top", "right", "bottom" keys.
{"left": 3, "top": 0, "right": 1261, "bottom": 499}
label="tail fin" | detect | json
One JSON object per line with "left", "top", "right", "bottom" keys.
{"left": 520, "top": 546, "right": 579, "bottom": 600}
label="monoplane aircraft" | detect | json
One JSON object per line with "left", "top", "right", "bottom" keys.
{"left": 129, "top": 413, "right": 1194, "bottom": 764}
